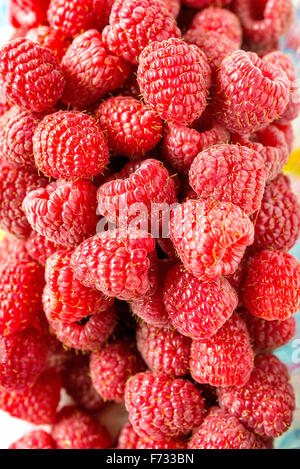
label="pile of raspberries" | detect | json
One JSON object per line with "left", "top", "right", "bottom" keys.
{"left": 0, "top": 0, "right": 300, "bottom": 450}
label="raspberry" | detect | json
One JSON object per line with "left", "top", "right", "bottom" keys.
{"left": 188, "top": 408, "right": 264, "bottom": 449}
{"left": 25, "top": 232, "right": 65, "bottom": 266}
{"left": 90, "top": 338, "right": 145, "bottom": 402}
{"left": 218, "top": 353, "right": 296, "bottom": 437}
{"left": 242, "top": 250, "right": 300, "bottom": 321}
{"left": 0, "top": 258, "right": 44, "bottom": 335}
{"left": 136, "top": 321, "right": 191, "bottom": 377}
{"left": 71, "top": 229, "right": 156, "bottom": 300}
{"left": 9, "top": 0, "right": 50, "bottom": 29}
{"left": 62, "top": 355, "right": 104, "bottom": 411}
{"left": 9, "top": 430, "right": 56, "bottom": 450}
{"left": 44, "top": 331, "right": 73, "bottom": 371}
{"left": 26, "top": 26, "right": 71, "bottom": 60}
{"left": 274, "top": 121, "right": 294, "bottom": 153}
{"left": 214, "top": 50, "right": 290, "bottom": 135}
{"left": 190, "top": 313, "right": 254, "bottom": 387}
{"left": 0, "top": 106, "right": 46, "bottom": 170}
{"left": 240, "top": 307, "right": 296, "bottom": 352}
{"left": 0, "top": 328, "right": 47, "bottom": 391}
{"left": 117, "top": 422, "right": 139, "bottom": 449}
{"left": 189, "top": 144, "right": 268, "bottom": 216}
{"left": 43, "top": 250, "right": 113, "bottom": 324}
{"left": 48, "top": 305, "right": 117, "bottom": 352}
{"left": 96, "top": 97, "right": 163, "bottom": 158}
{"left": 170, "top": 199, "right": 254, "bottom": 281}
{"left": 0, "top": 163, "right": 48, "bottom": 239}
{"left": 164, "top": 0, "right": 180, "bottom": 18}
{"left": 61, "top": 30, "right": 131, "bottom": 108}
{"left": 0, "top": 234, "right": 29, "bottom": 264}
{"left": 102, "top": 0, "right": 181, "bottom": 64}
{"left": 163, "top": 264, "right": 238, "bottom": 339}
{"left": 226, "top": 253, "right": 249, "bottom": 293}
{"left": 47, "top": 0, "right": 106, "bottom": 37}
{"left": 51, "top": 406, "right": 111, "bottom": 449}
{"left": 32, "top": 111, "right": 109, "bottom": 180}
{"left": 22, "top": 180, "right": 99, "bottom": 249}
{"left": 252, "top": 174, "right": 300, "bottom": 252}
{"left": 0, "top": 39, "right": 65, "bottom": 112}
{"left": 182, "top": 0, "right": 232, "bottom": 7}
{"left": 0, "top": 368, "right": 61, "bottom": 424}
{"left": 97, "top": 159, "right": 177, "bottom": 230}
{"left": 137, "top": 436, "right": 187, "bottom": 449}
{"left": 138, "top": 38, "right": 211, "bottom": 125}
{"left": 125, "top": 371, "right": 206, "bottom": 441}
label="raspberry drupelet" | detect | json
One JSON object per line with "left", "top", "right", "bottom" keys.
{"left": 9, "top": 430, "right": 56, "bottom": 450}
{"left": 25, "top": 26, "right": 71, "bottom": 61}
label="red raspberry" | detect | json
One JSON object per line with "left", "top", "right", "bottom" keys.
{"left": 138, "top": 38, "right": 211, "bottom": 125}
{"left": 226, "top": 253, "right": 249, "bottom": 293}
{"left": 170, "top": 199, "right": 254, "bottom": 281}
{"left": 240, "top": 307, "right": 296, "bottom": 352}
{"left": 274, "top": 121, "right": 294, "bottom": 153}
{"left": 0, "top": 163, "right": 48, "bottom": 239}
{"left": 25, "top": 232, "right": 65, "bottom": 266}
{"left": 48, "top": 305, "right": 117, "bottom": 352}
{"left": 0, "top": 99, "right": 10, "bottom": 116}
{"left": 125, "top": 371, "right": 206, "bottom": 441}
{"left": 43, "top": 250, "right": 113, "bottom": 324}
{"left": 61, "top": 30, "right": 131, "bottom": 108}
{"left": 71, "top": 229, "right": 156, "bottom": 300}
{"left": 22, "top": 180, "right": 99, "bottom": 249}
{"left": 0, "top": 328, "right": 47, "bottom": 391}
{"left": 25, "top": 26, "right": 71, "bottom": 60}
{"left": 190, "top": 313, "right": 254, "bottom": 387}
{"left": 182, "top": 0, "right": 232, "bottom": 7}
{"left": 9, "top": 0, "right": 50, "bottom": 29}
{"left": 252, "top": 174, "right": 300, "bottom": 252}
{"left": 189, "top": 144, "right": 268, "bottom": 216}
{"left": 32, "top": 111, "right": 109, "bottom": 180}
{"left": 188, "top": 407, "right": 264, "bottom": 449}
{"left": 164, "top": 0, "right": 181, "bottom": 18}
{"left": 0, "top": 368, "right": 62, "bottom": 424}
{"left": 163, "top": 264, "right": 238, "bottom": 339}
{"left": 117, "top": 422, "right": 139, "bottom": 449}
{"left": 0, "top": 258, "right": 44, "bottom": 335}
{"left": 136, "top": 321, "right": 191, "bottom": 377}
{"left": 44, "top": 331, "right": 73, "bottom": 371}
{"left": 96, "top": 97, "right": 163, "bottom": 158}
{"left": 47, "top": 0, "right": 106, "bottom": 37}
{"left": 90, "top": 338, "right": 145, "bottom": 402}
{"left": 9, "top": 430, "right": 56, "bottom": 450}
{"left": 102, "top": 0, "right": 180, "bottom": 64}
{"left": 137, "top": 436, "right": 187, "bottom": 449}
{"left": 62, "top": 355, "right": 104, "bottom": 411}
{"left": 0, "top": 234, "right": 29, "bottom": 264}
{"left": 242, "top": 250, "right": 300, "bottom": 321}
{"left": 214, "top": 50, "right": 290, "bottom": 135}
{"left": 0, "top": 39, "right": 65, "bottom": 112}
{"left": 51, "top": 406, "right": 111, "bottom": 449}
{"left": 218, "top": 353, "right": 296, "bottom": 437}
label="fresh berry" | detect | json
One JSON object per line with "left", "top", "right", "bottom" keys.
{"left": 9, "top": 0, "right": 50, "bottom": 29}
{"left": 137, "top": 436, "right": 187, "bottom": 449}
{"left": 274, "top": 121, "right": 294, "bottom": 153}
{"left": 242, "top": 250, "right": 300, "bottom": 321}
{"left": 164, "top": 0, "right": 180, "bottom": 18}
{"left": 0, "top": 234, "right": 29, "bottom": 264}
{"left": 138, "top": 38, "right": 211, "bottom": 125}
{"left": 125, "top": 371, "right": 206, "bottom": 441}
{"left": 25, "top": 232, "right": 65, "bottom": 266}
{"left": 0, "top": 39, "right": 65, "bottom": 112}
{"left": 26, "top": 25, "right": 70, "bottom": 60}
{"left": 218, "top": 353, "right": 296, "bottom": 437}
{"left": 9, "top": 430, "right": 56, "bottom": 450}
{"left": 32, "top": 111, "right": 109, "bottom": 180}
{"left": 117, "top": 422, "right": 139, "bottom": 449}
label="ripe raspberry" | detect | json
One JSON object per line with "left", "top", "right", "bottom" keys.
{"left": 226, "top": 253, "right": 249, "bottom": 293}
{"left": 138, "top": 38, "right": 211, "bottom": 125}
{"left": 164, "top": 0, "right": 180, "bottom": 18}
{"left": 137, "top": 436, "right": 187, "bottom": 449}
{"left": 33, "top": 111, "right": 109, "bottom": 180}
{"left": 190, "top": 313, "right": 254, "bottom": 387}
{"left": 62, "top": 355, "right": 104, "bottom": 411}
{"left": 125, "top": 371, "right": 206, "bottom": 441}
{"left": 117, "top": 422, "right": 139, "bottom": 449}
{"left": 102, "top": 0, "right": 180, "bottom": 64}
{"left": 51, "top": 406, "right": 111, "bottom": 449}
{"left": 240, "top": 307, "right": 296, "bottom": 352}
{"left": 274, "top": 121, "right": 294, "bottom": 153}
{"left": 163, "top": 264, "right": 238, "bottom": 339}
{"left": 182, "top": 0, "right": 232, "bottom": 7}
{"left": 0, "top": 39, "right": 65, "bottom": 112}
{"left": 61, "top": 30, "right": 131, "bottom": 108}
{"left": 43, "top": 250, "right": 113, "bottom": 324}
{"left": 170, "top": 199, "right": 254, "bottom": 281}
{"left": 0, "top": 368, "right": 61, "bottom": 424}
{"left": 218, "top": 353, "right": 295, "bottom": 437}
{"left": 25, "top": 232, "right": 65, "bottom": 266}
{"left": 252, "top": 174, "right": 300, "bottom": 252}
{"left": 22, "top": 180, "right": 99, "bottom": 249}
{"left": 26, "top": 26, "right": 70, "bottom": 60}
{"left": 96, "top": 97, "right": 163, "bottom": 158}
{"left": 49, "top": 305, "right": 117, "bottom": 352}
{"left": 214, "top": 50, "right": 290, "bottom": 135}
{"left": 189, "top": 144, "right": 267, "bottom": 216}
{"left": 0, "top": 163, "right": 48, "bottom": 239}
{"left": 71, "top": 229, "right": 156, "bottom": 300}
{"left": 136, "top": 321, "right": 190, "bottom": 377}
{"left": 44, "top": 331, "right": 73, "bottom": 371}
{"left": 90, "top": 338, "right": 145, "bottom": 402}
{"left": 243, "top": 250, "right": 300, "bottom": 321}
{"left": 9, "top": 0, "right": 50, "bottom": 29}
{"left": 9, "top": 430, "right": 56, "bottom": 450}
{"left": 188, "top": 408, "right": 264, "bottom": 449}
{"left": 0, "top": 258, "right": 44, "bottom": 335}
{"left": 0, "top": 234, "right": 29, "bottom": 264}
